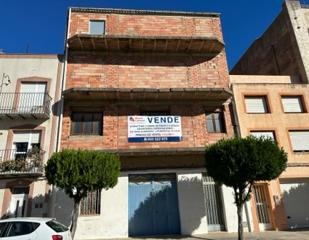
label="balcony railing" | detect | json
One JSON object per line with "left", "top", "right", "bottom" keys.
{"left": 0, "top": 148, "right": 45, "bottom": 176}
{"left": 0, "top": 92, "right": 52, "bottom": 119}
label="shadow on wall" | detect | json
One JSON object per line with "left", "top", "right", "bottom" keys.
{"left": 177, "top": 176, "right": 208, "bottom": 234}
{"left": 52, "top": 187, "right": 74, "bottom": 227}
{"left": 68, "top": 53, "right": 216, "bottom": 67}
{"left": 1, "top": 193, "right": 50, "bottom": 220}
{"left": 129, "top": 176, "right": 206, "bottom": 236}
{"left": 0, "top": 188, "right": 73, "bottom": 228}
{"left": 282, "top": 181, "right": 309, "bottom": 229}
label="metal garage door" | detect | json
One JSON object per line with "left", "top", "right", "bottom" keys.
{"left": 281, "top": 180, "right": 309, "bottom": 229}
{"left": 128, "top": 174, "right": 180, "bottom": 236}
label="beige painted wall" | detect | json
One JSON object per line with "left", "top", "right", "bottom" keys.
{"left": 0, "top": 54, "right": 62, "bottom": 162}
{"left": 231, "top": 75, "right": 309, "bottom": 178}
{"left": 0, "top": 54, "right": 62, "bottom": 218}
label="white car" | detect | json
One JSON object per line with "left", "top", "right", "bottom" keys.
{"left": 0, "top": 218, "right": 72, "bottom": 240}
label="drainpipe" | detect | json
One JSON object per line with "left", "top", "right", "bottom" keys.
{"left": 229, "top": 83, "right": 252, "bottom": 233}
{"left": 50, "top": 7, "right": 71, "bottom": 219}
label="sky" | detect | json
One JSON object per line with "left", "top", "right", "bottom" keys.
{"left": 0, "top": 0, "right": 284, "bottom": 69}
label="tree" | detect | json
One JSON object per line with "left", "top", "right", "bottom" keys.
{"left": 204, "top": 136, "right": 287, "bottom": 240}
{"left": 45, "top": 149, "right": 120, "bottom": 239}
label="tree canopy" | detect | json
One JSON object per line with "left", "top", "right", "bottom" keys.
{"left": 45, "top": 149, "right": 120, "bottom": 238}
{"left": 46, "top": 149, "right": 120, "bottom": 201}
{"left": 205, "top": 136, "right": 287, "bottom": 190}
{"left": 205, "top": 136, "right": 287, "bottom": 240}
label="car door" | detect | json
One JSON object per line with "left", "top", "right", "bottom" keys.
{"left": 1, "top": 221, "right": 38, "bottom": 240}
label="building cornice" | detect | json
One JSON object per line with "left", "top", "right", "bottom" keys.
{"left": 69, "top": 7, "right": 220, "bottom": 17}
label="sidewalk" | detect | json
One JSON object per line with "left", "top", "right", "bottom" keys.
{"left": 121, "top": 231, "right": 309, "bottom": 240}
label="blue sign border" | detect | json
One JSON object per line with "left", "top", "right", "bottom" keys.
{"left": 128, "top": 136, "right": 182, "bottom": 142}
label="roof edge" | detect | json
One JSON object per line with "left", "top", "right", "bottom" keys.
{"left": 0, "top": 53, "right": 63, "bottom": 59}
{"left": 69, "top": 7, "right": 220, "bottom": 17}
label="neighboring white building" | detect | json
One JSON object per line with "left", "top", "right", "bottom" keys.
{"left": 0, "top": 54, "right": 63, "bottom": 219}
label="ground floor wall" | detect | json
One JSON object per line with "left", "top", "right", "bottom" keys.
{"left": 51, "top": 168, "right": 249, "bottom": 240}
{"left": 280, "top": 176, "right": 309, "bottom": 229}
{"left": 247, "top": 166, "right": 309, "bottom": 232}
{"left": 0, "top": 178, "right": 49, "bottom": 218}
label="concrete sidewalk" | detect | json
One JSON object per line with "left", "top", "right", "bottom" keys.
{"left": 123, "top": 231, "right": 309, "bottom": 240}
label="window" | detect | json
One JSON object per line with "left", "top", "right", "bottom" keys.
{"left": 245, "top": 96, "right": 269, "bottom": 113}
{"left": 71, "top": 113, "right": 102, "bottom": 136}
{"left": 206, "top": 112, "right": 225, "bottom": 133}
{"left": 19, "top": 82, "right": 47, "bottom": 113}
{"left": 251, "top": 131, "right": 275, "bottom": 141}
{"left": 0, "top": 223, "right": 8, "bottom": 237}
{"left": 80, "top": 190, "right": 101, "bottom": 215}
{"left": 6, "top": 222, "right": 39, "bottom": 237}
{"left": 281, "top": 96, "right": 304, "bottom": 113}
{"left": 12, "top": 131, "right": 41, "bottom": 160}
{"left": 46, "top": 220, "right": 68, "bottom": 233}
{"left": 89, "top": 20, "right": 105, "bottom": 35}
{"left": 289, "top": 131, "right": 309, "bottom": 152}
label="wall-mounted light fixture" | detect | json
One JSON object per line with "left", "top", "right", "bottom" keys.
{"left": 0, "top": 73, "right": 11, "bottom": 92}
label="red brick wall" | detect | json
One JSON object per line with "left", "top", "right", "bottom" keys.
{"left": 68, "top": 12, "right": 223, "bottom": 40}
{"left": 62, "top": 11, "right": 232, "bottom": 151}
{"left": 61, "top": 103, "right": 233, "bottom": 150}
{"left": 66, "top": 11, "right": 228, "bottom": 90}
{"left": 66, "top": 52, "right": 229, "bottom": 89}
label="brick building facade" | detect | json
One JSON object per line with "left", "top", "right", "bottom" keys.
{"left": 56, "top": 7, "right": 242, "bottom": 239}
{"left": 231, "top": 0, "right": 309, "bottom": 83}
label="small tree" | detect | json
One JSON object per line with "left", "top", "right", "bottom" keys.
{"left": 205, "top": 136, "right": 287, "bottom": 240}
{"left": 45, "top": 149, "right": 120, "bottom": 239}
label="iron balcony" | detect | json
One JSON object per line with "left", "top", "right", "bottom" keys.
{"left": 0, "top": 92, "right": 52, "bottom": 119}
{"left": 0, "top": 148, "right": 45, "bottom": 178}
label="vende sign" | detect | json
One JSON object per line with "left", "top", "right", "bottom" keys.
{"left": 128, "top": 115, "right": 182, "bottom": 142}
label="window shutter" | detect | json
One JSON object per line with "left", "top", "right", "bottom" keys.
{"left": 206, "top": 113, "right": 215, "bottom": 132}
{"left": 251, "top": 131, "right": 275, "bottom": 141}
{"left": 282, "top": 97, "right": 303, "bottom": 113}
{"left": 245, "top": 97, "right": 267, "bottom": 113}
{"left": 289, "top": 131, "right": 309, "bottom": 151}
{"left": 13, "top": 132, "right": 31, "bottom": 142}
{"left": 30, "top": 132, "right": 40, "bottom": 144}
{"left": 13, "top": 132, "right": 40, "bottom": 144}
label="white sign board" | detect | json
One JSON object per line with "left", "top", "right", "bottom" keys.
{"left": 128, "top": 115, "right": 182, "bottom": 142}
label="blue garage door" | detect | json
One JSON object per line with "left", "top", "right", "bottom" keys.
{"left": 128, "top": 174, "right": 180, "bottom": 236}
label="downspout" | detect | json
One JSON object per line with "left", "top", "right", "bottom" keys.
{"left": 229, "top": 82, "right": 252, "bottom": 233}
{"left": 51, "top": 7, "right": 71, "bottom": 219}
{"left": 56, "top": 8, "right": 70, "bottom": 152}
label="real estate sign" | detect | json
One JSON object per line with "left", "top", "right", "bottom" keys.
{"left": 128, "top": 115, "right": 182, "bottom": 142}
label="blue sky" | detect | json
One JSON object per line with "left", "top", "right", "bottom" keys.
{"left": 0, "top": 0, "right": 283, "bottom": 69}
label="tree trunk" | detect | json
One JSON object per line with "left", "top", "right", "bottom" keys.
{"left": 237, "top": 203, "right": 244, "bottom": 240}
{"left": 70, "top": 201, "right": 80, "bottom": 239}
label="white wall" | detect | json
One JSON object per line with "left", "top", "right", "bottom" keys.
{"left": 221, "top": 185, "right": 251, "bottom": 233}
{"left": 75, "top": 174, "right": 129, "bottom": 240}
{"left": 177, "top": 171, "right": 208, "bottom": 235}
{"left": 59, "top": 168, "right": 238, "bottom": 240}
{"left": 280, "top": 179, "right": 309, "bottom": 229}
{"left": 31, "top": 179, "right": 48, "bottom": 217}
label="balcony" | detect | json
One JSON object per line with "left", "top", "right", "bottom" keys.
{"left": 0, "top": 92, "right": 51, "bottom": 119}
{"left": 63, "top": 87, "right": 232, "bottom": 104}
{"left": 67, "top": 34, "right": 224, "bottom": 55}
{"left": 0, "top": 148, "right": 44, "bottom": 178}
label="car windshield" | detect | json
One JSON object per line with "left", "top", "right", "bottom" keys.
{"left": 46, "top": 220, "right": 68, "bottom": 233}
